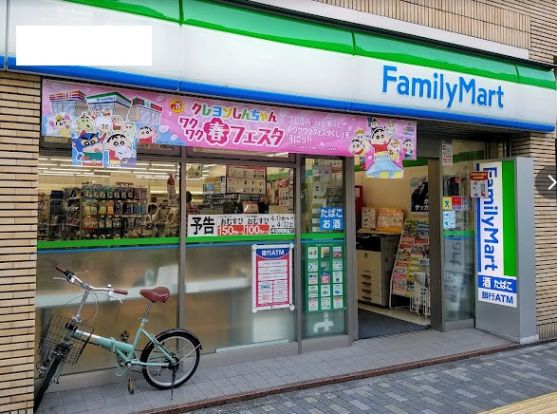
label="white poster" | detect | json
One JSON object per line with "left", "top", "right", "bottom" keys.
{"left": 252, "top": 244, "right": 294, "bottom": 312}
{"left": 441, "top": 141, "right": 453, "bottom": 166}
{"left": 187, "top": 214, "right": 294, "bottom": 237}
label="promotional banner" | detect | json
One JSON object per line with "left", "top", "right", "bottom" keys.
{"left": 187, "top": 214, "right": 295, "bottom": 237}
{"left": 252, "top": 244, "right": 294, "bottom": 312}
{"left": 476, "top": 161, "right": 517, "bottom": 308}
{"left": 364, "top": 117, "right": 417, "bottom": 179}
{"left": 42, "top": 80, "right": 417, "bottom": 161}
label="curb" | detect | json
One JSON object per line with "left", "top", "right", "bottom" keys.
{"left": 140, "top": 341, "right": 527, "bottom": 414}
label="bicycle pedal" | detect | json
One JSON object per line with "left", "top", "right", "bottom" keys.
{"left": 127, "top": 379, "right": 134, "bottom": 395}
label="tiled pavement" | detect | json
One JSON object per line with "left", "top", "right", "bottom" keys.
{"left": 188, "top": 340, "right": 557, "bottom": 414}
{"left": 37, "top": 328, "right": 512, "bottom": 414}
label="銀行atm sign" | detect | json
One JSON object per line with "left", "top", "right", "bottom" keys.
{"left": 476, "top": 161, "right": 517, "bottom": 308}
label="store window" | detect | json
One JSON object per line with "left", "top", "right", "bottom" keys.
{"left": 184, "top": 162, "right": 295, "bottom": 352}
{"left": 38, "top": 156, "right": 180, "bottom": 241}
{"left": 302, "top": 158, "right": 347, "bottom": 338}
{"left": 36, "top": 156, "right": 180, "bottom": 374}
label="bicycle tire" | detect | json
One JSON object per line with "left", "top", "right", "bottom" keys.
{"left": 34, "top": 354, "right": 62, "bottom": 412}
{"left": 140, "top": 329, "right": 200, "bottom": 390}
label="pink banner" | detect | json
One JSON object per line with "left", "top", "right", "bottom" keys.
{"left": 42, "top": 80, "right": 417, "bottom": 159}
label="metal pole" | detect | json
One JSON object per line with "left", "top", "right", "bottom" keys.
{"left": 178, "top": 148, "right": 187, "bottom": 329}
{"left": 295, "top": 154, "right": 303, "bottom": 353}
{"left": 344, "top": 157, "right": 357, "bottom": 343}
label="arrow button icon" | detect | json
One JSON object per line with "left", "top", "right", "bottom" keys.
{"left": 549, "top": 175, "right": 557, "bottom": 191}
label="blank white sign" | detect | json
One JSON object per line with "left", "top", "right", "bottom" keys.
{"left": 16, "top": 25, "right": 152, "bottom": 66}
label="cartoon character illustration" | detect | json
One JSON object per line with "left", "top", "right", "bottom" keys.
{"left": 366, "top": 128, "right": 403, "bottom": 178}
{"left": 94, "top": 115, "right": 113, "bottom": 136}
{"left": 74, "top": 130, "right": 104, "bottom": 164}
{"left": 111, "top": 115, "right": 123, "bottom": 131}
{"left": 367, "top": 116, "right": 379, "bottom": 129}
{"left": 74, "top": 113, "right": 95, "bottom": 132}
{"left": 368, "top": 128, "right": 390, "bottom": 153}
{"left": 388, "top": 139, "right": 401, "bottom": 162}
{"left": 122, "top": 122, "right": 137, "bottom": 140}
{"left": 385, "top": 120, "right": 396, "bottom": 137}
{"left": 48, "top": 113, "right": 72, "bottom": 138}
{"left": 104, "top": 133, "right": 136, "bottom": 162}
{"left": 348, "top": 129, "right": 367, "bottom": 156}
{"left": 137, "top": 125, "right": 156, "bottom": 144}
{"left": 403, "top": 139, "right": 415, "bottom": 159}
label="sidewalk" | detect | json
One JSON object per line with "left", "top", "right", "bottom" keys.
{"left": 185, "top": 337, "right": 557, "bottom": 414}
{"left": 37, "top": 328, "right": 513, "bottom": 414}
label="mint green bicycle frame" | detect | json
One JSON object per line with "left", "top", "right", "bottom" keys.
{"left": 62, "top": 283, "right": 177, "bottom": 370}
{"left": 72, "top": 311, "right": 176, "bottom": 368}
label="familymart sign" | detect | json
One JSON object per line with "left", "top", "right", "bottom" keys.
{"left": 476, "top": 161, "right": 517, "bottom": 308}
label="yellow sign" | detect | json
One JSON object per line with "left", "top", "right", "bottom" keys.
{"left": 442, "top": 196, "right": 452, "bottom": 211}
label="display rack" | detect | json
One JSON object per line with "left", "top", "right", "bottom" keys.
{"left": 389, "top": 218, "right": 430, "bottom": 315}
{"left": 38, "top": 183, "right": 180, "bottom": 241}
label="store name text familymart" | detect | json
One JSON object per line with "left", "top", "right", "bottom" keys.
{"left": 382, "top": 65, "right": 505, "bottom": 109}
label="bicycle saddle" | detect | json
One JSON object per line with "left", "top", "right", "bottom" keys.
{"left": 140, "top": 287, "right": 170, "bottom": 303}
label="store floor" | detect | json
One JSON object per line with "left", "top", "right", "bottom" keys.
{"left": 358, "top": 307, "right": 429, "bottom": 339}
{"left": 37, "top": 328, "right": 512, "bottom": 414}
{"left": 359, "top": 303, "right": 431, "bottom": 326}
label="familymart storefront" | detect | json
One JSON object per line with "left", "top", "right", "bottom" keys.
{"left": 5, "top": 0, "right": 555, "bottom": 386}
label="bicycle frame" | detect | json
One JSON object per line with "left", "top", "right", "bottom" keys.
{"left": 70, "top": 301, "right": 177, "bottom": 369}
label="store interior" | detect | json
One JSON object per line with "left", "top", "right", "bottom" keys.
{"left": 355, "top": 160, "right": 432, "bottom": 339}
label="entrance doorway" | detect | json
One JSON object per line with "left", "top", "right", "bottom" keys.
{"left": 355, "top": 160, "right": 432, "bottom": 339}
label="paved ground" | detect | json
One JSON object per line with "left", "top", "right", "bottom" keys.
{"left": 187, "top": 340, "right": 557, "bottom": 414}
{"left": 37, "top": 329, "right": 511, "bottom": 414}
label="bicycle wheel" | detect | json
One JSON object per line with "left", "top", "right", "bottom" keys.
{"left": 140, "top": 329, "right": 200, "bottom": 390}
{"left": 34, "top": 354, "right": 63, "bottom": 412}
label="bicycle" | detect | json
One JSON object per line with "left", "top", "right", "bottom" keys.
{"left": 34, "top": 264, "right": 201, "bottom": 411}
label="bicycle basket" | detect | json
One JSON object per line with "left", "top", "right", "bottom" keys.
{"left": 38, "top": 314, "right": 94, "bottom": 365}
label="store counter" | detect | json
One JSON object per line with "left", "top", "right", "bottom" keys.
{"left": 356, "top": 231, "right": 400, "bottom": 307}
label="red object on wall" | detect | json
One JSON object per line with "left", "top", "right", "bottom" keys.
{"left": 355, "top": 185, "right": 363, "bottom": 229}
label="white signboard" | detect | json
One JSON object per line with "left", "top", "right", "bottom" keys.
{"left": 187, "top": 214, "right": 295, "bottom": 237}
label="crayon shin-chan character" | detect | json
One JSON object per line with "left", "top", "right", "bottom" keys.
{"left": 123, "top": 122, "right": 137, "bottom": 140}
{"left": 388, "top": 139, "right": 401, "bottom": 162}
{"left": 104, "top": 133, "right": 135, "bottom": 161}
{"left": 137, "top": 125, "right": 155, "bottom": 144}
{"left": 366, "top": 128, "right": 403, "bottom": 178}
{"left": 75, "top": 131, "right": 104, "bottom": 163}
{"left": 74, "top": 113, "right": 95, "bottom": 132}
{"left": 348, "top": 129, "right": 367, "bottom": 156}
{"left": 94, "top": 115, "right": 113, "bottom": 137}
{"left": 403, "top": 139, "right": 415, "bottom": 159}
{"left": 49, "top": 113, "right": 72, "bottom": 138}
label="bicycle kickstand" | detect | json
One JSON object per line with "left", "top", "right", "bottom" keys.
{"left": 170, "top": 364, "right": 177, "bottom": 401}
{"left": 127, "top": 363, "right": 134, "bottom": 396}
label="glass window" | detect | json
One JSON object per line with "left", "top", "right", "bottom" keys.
{"left": 184, "top": 162, "right": 295, "bottom": 352}
{"left": 38, "top": 156, "right": 180, "bottom": 241}
{"left": 441, "top": 139, "right": 486, "bottom": 322}
{"left": 302, "top": 158, "right": 345, "bottom": 234}
{"left": 302, "top": 158, "right": 347, "bottom": 338}
{"left": 36, "top": 154, "right": 181, "bottom": 375}
{"left": 36, "top": 247, "right": 179, "bottom": 375}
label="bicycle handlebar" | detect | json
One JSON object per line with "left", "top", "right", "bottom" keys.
{"left": 54, "top": 264, "right": 128, "bottom": 296}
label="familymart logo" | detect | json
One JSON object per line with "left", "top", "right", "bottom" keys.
{"left": 382, "top": 65, "right": 505, "bottom": 109}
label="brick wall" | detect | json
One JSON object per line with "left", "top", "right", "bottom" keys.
{"left": 0, "top": 72, "right": 40, "bottom": 413}
{"left": 311, "top": 0, "right": 530, "bottom": 48}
